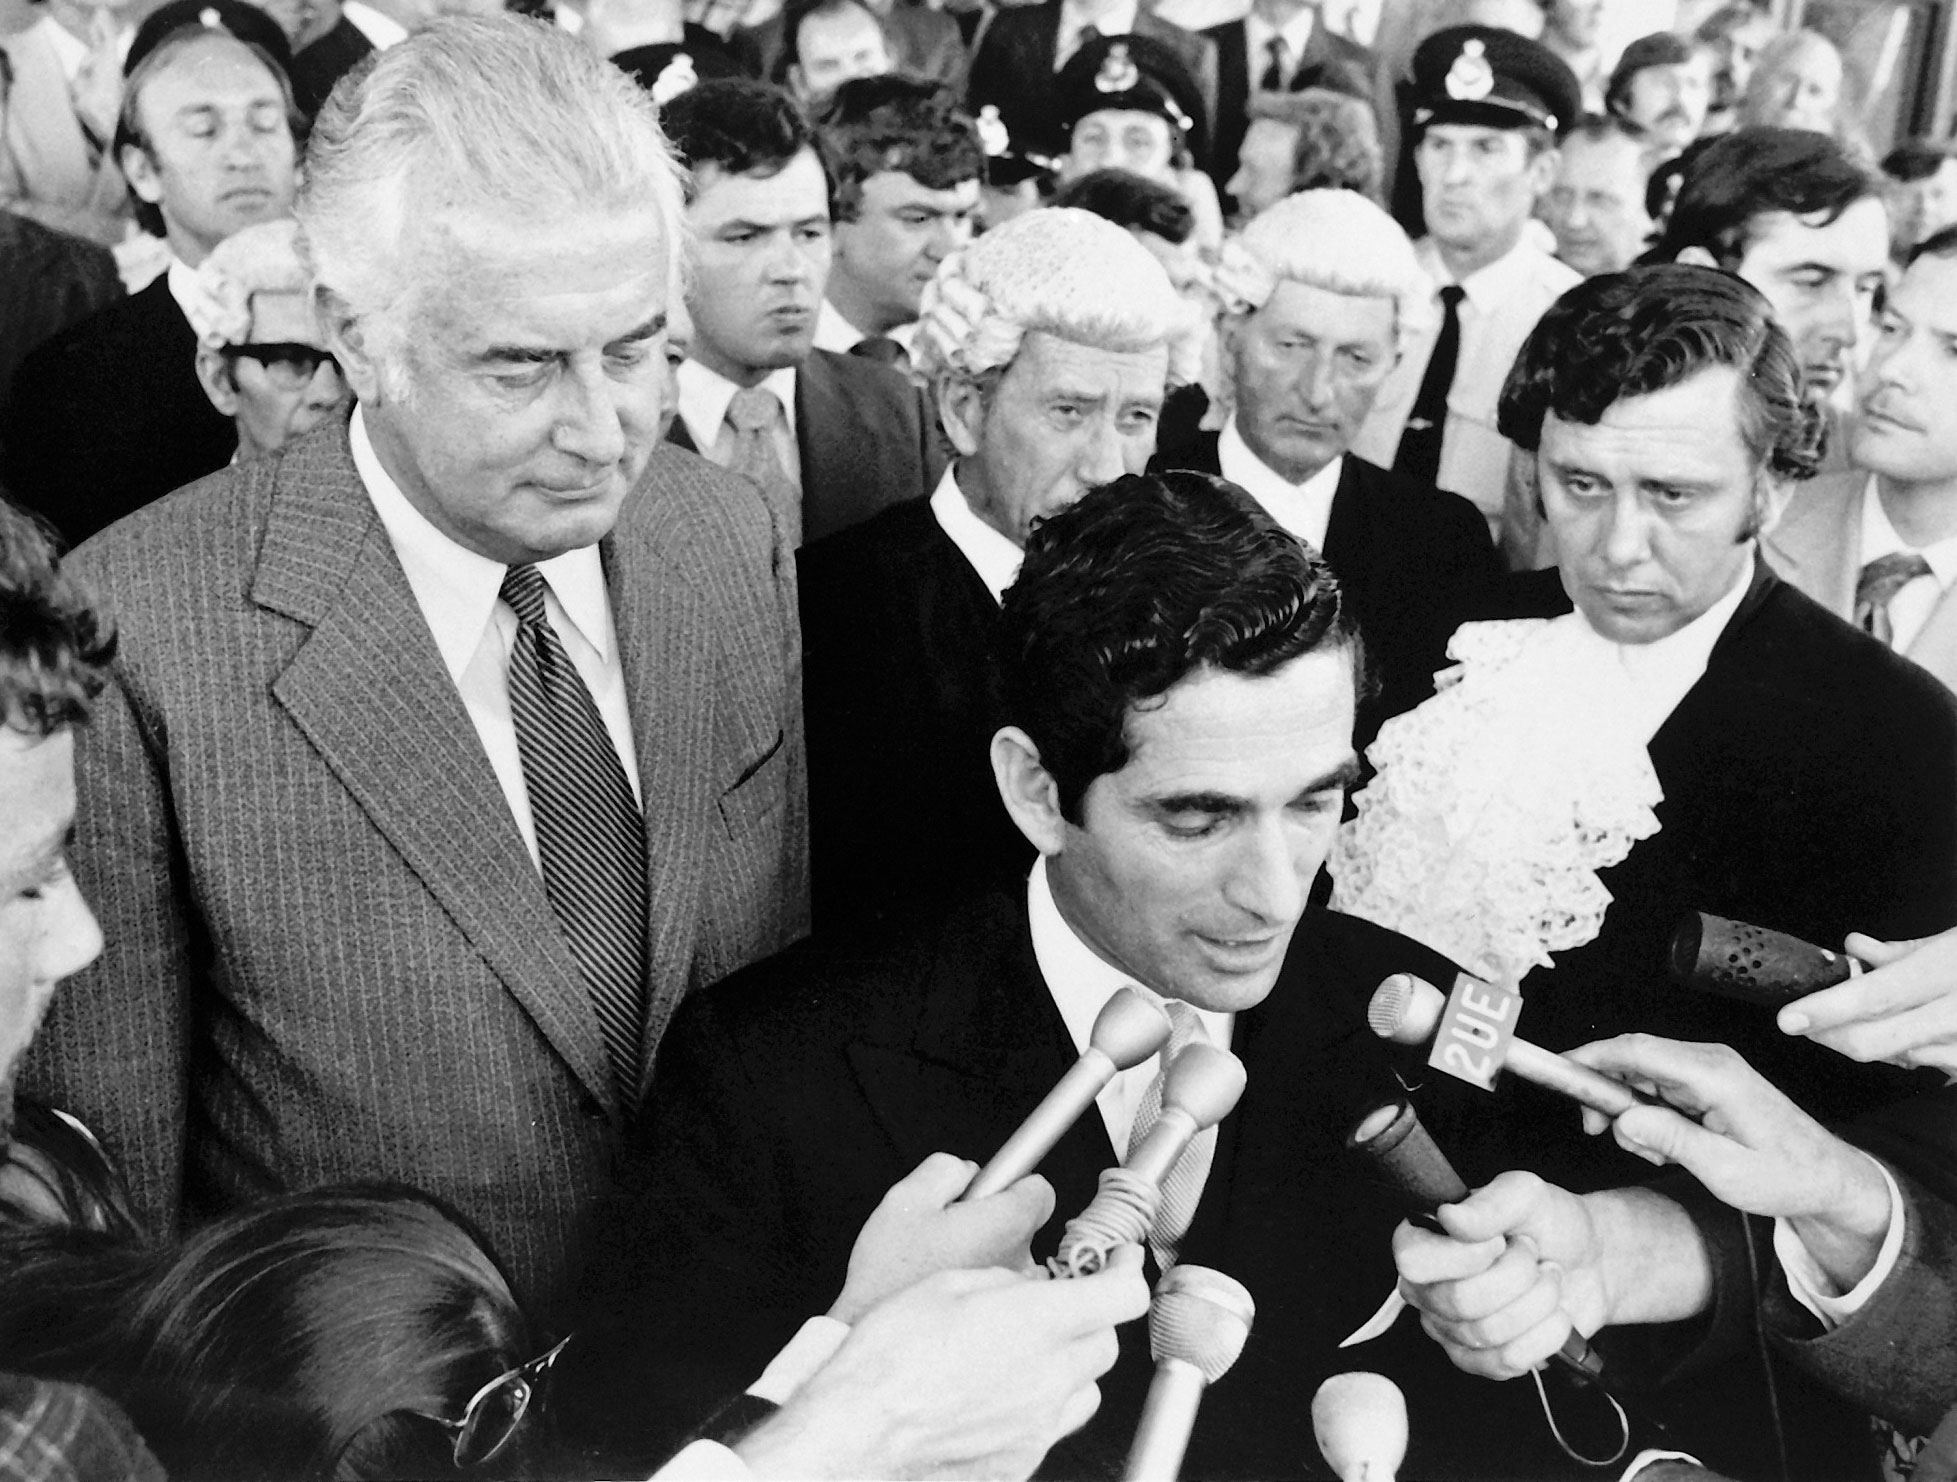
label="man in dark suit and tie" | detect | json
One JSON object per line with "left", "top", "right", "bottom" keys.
{"left": 574, "top": 470, "right": 1483, "bottom": 1479}
{"left": 798, "top": 205, "right": 1199, "bottom": 932}
{"left": 1200, "top": 0, "right": 1373, "bottom": 198}
{"left": 22, "top": 16, "right": 808, "bottom": 1325}
{"left": 661, "top": 79, "right": 947, "bottom": 552}
{"left": 1153, "top": 187, "right": 1495, "bottom": 748}
{"left": 3, "top": 19, "right": 301, "bottom": 547}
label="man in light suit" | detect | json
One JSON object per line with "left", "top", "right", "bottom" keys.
{"left": 21, "top": 15, "right": 808, "bottom": 1325}
{"left": 1765, "top": 230, "right": 1957, "bottom": 698}
{"left": 662, "top": 79, "right": 947, "bottom": 552}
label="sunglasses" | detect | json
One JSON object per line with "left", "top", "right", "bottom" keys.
{"left": 394, "top": 1333, "right": 571, "bottom": 1470}
{"left": 222, "top": 342, "right": 341, "bottom": 390}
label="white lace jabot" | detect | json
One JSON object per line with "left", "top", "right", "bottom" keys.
{"left": 1328, "top": 616, "right": 1664, "bottom": 985}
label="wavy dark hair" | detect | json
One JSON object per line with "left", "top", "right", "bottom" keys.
{"left": 1052, "top": 168, "right": 1193, "bottom": 244}
{"left": 1650, "top": 125, "right": 1878, "bottom": 269}
{"left": 1497, "top": 262, "right": 1823, "bottom": 485}
{"left": 664, "top": 78, "right": 826, "bottom": 202}
{"left": 816, "top": 75, "right": 983, "bottom": 221}
{"left": 999, "top": 471, "right": 1360, "bottom": 821}
{"left": 0, "top": 501, "right": 114, "bottom": 736}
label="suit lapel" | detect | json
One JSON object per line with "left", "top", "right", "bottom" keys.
{"left": 1906, "top": 590, "right": 1957, "bottom": 697}
{"left": 793, "top": 355, "right": 846, "bottom": 536}
{"left": 1320, "top": 456, "right": 1369, "bottom": 571}
{"left": 1763, "top": 471, "right": 1860, "bottom": 618}
{"left": 255, "top": 425, "right": 621, "bottom": 1114}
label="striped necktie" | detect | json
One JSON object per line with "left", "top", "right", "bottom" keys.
{"left": 1127, "top": 1000, "right": 1216, "bottom": 1270}
{"left": 500, "top": 564, "right": 649, "bottom": 1104}
{"left": 1855, "top": 551, "right": 1933, "bottom": 649}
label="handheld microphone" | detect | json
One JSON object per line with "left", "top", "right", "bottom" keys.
{"left": 1311, "top": 1372, "right": 1407, "bottom": 1482}
{"left": 1052, "top": 1043, "right": 1246, "bottom": 1277}
{"left": 1668, "top": 912, "right": 1861, "bottom": 1008}
{"left": 1122, "top": 1265, "right": 1255, "bottom": 1482}
{"left": 1346, "top": 1099, "right": 1602, "bottom": 1378}
{"left": 1369, "top": 974, "right": 1642, "bottom": 1117}
{"left": 963, "top": 987, "right": 1173, "bottom": 1201}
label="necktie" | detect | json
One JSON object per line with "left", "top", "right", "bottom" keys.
{"left": 500, "top": 564, "right": 649, "bottom": 1103}
{"left": 1393, "top": 284, "right": 1465, "bottom": 490}
{"left": 725, "top": 385, "right": 802, "bottom": 551}
{"left": 1127, "top": 1001, "right": 1215, "bottom": 1271}
{"left": 1258, "top": 35, "right": 1286, "bottom": 92}
{"left": 1855, "top": 551, "right": 1933, "bottom": 648}
{"left": 850, "top": 335, "right": 910, "bottom": 371}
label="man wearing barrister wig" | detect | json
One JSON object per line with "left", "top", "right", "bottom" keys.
{"left": 1330, "top": 263, "right": 1957, "bottom": 1479}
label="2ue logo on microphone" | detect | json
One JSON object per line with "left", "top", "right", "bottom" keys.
{"left": 1427, "top": 974, "right": 1522, "bottom": 1092}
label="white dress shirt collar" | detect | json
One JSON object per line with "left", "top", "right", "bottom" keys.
{"left": 350, "top": 405, "right": 613, "bottom": 681}
{"left": 1217, "top": 416, "right": 1341, "bottom": 552}
{"left": 1859, "top": 475, "right": 1957, "bottom": 589}
{"left": 675, "top": 358, "right": 799, "bottom": 458}
{"left": 341, "top": 0, "right": 409, "bottom": 47}
{"left": 930, "top": 465, "right": 1024, "bottom": 605}
{"left": 164, "top": 256, "right": 200, "bottom": 325}
{"left": 1567, "top": 556, "right": 1752, "bottom": 739}
{"left": 1416, "top": 233, "right": 1551, "bottom": 318}
{"left": 1243, "top": 4, "right": 1316, "bottom": 80}
{"left": 812, "top": 299, "right": 864, "bottom": 354}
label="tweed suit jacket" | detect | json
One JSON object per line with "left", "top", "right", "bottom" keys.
{"left": 21, "top": 421, "right": 810, "bottom": 1322}
{"left": 1764, "top": 468, "right": 1957, "bottom": 698}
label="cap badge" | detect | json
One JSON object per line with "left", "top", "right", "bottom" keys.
{"left": 199, "top": 7, "right": 222, "bottom": 26}
{"left": 976, "top": 103, "right": 1011, "bottom": 158}
{"left": 1096, "top": 42, "right": 1140, "bottom": 94}
{"left": 651, "top": 52, "right": 698, "bottom": 105}
{"left": 1444, "top": 38, "right": 1494, "bottom": 102}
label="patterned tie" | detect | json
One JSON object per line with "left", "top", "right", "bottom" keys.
{"left": 500, "top": 564, "right": 649, "bottom": 1104}
{"left": 1855, "top": 551, "right": 1933, "bottom": 648}
{"left": 1258, "top": 35, "right": 1286, "bottom": 92}
{"left": 1394, "top": 284, "right": 1465, "bottom": 490}
{"left": 1127, "top": 1000, "right": 1216, "bottom": 1271}
{"left": 725, "top": 385, "right": 802, "bottom": 551}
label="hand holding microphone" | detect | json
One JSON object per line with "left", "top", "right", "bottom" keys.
{"left": 1312, "top": 1373, "right": 1406, "bottom": 1482}
{"left": 1122, "top": 1265, "right": 1255, "bottom": 1482}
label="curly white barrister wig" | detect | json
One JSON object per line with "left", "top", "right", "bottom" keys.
{"left": 180, "top": 218, "right": 315, "bottom": 351}
{"left": 1235, "top": 189, "right": 1437, "bottom": 355}
{"left": 914, "top": 207, "right": 1205, "bottom": 389}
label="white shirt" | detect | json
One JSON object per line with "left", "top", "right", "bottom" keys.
{"left": 1241, "top": 4, "right": 1316, "bottom": 89}
{"left": 1567, "top": 558, "right": 1752, "bottom": 742}
{"left": 675, "top": 358, "right": 802, "bottom": 489}
{"left": 930, "top": 465, "right": 1024, "bottom": 605}
{"left": 341, "top": 0, "right": 409, "bottom": 47}
{"left": 351, "top": 406, "right": 643, "bottom": 868}
{"left": 1056, "top": 0, "right": 1139, "bottom": 68}
{"left": 1027, "top": 857, "right": 1232, "bottom": 1155}
{"left": 1352, "top": 235, "right": 1579, "bottom": 536}
{"left": 164, "top": 256, "right": 200, "bottom": 326}
{"left": 1858, "top": 476, "right": 1957, "bottom": 654}
{"left": 1217, "top": 416, "right": 1340, "bottom": 551}
{"left": 1775, "top": 1154, "right": 1907, "bottom": 1329}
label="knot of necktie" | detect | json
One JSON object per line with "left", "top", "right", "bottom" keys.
{"left": 1855, "top": 551, "right": 1933, "bottom": 646}
{"left": 500, "top": 563, "right": 551, "bottom": 629}
{"left": 727, "top": 385, "right": 784, "bottom": 435}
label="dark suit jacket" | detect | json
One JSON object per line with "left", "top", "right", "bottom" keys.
{"left": 289, "top": 14, "right": 375, "bottom": 117}
{"left": 965, "top": 3, "right": 1219, "bottom": 166}
{"left": 796, "top": 497, "right": 1029, "bottom": 933}
{"left": 1201, "top": 14, "right": 1372, "bottom": 191}
{"left": 564, "top": 887, "right": 1595, "bottom": 1479}
{"left": 0, "top": 209, "right": 120, "bottom": 437}
{"left": 1150, "top": 441, "right": 1497, "bottom": 747}
{"left": 2, "top": 275, "right": 236, "bottom": 549}
{"left": 20, "top": 423, "right": 810, "bottom": 1325}
{"left": 667, "top": 348, "right": 943, "bottom": 546}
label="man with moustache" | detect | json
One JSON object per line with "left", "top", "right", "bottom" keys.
{"left": 1606, "top": 31, "right": 1714, "bottom": 162}
{"left": 664, "top": 79, "right": 946, "bottom": 551}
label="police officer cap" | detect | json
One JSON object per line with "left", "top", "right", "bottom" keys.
{"left": 125, "top": 0, "right": 294, "bottom": 79}
{"left": 1054, "top": 33, "right": 1210, "bottom": 172}
{"left": 1410, "top": 25, "right": 1580, "bottom": 139}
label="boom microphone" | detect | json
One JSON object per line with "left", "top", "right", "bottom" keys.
{"left": 1311, "top": 1372, "right": 1407, "bottom": 1482}
{"left": 1122, "top": 1265, "right": 1255, "bottom": 1482}
{"left": 963, "top": 987, "right": 1173, "bottom": 1201}
{"left": 1369, "top": 974, "right": 1641, "bottom": 1116}
{"left": 1668, "top": 912, "right": 1860, "bottom": 1008}
{"left": 1052, "top": 1043, "right": 1246, "bottom": 1276}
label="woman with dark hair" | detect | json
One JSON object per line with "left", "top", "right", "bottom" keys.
{"left": 0, "top": 1184, "right": 560, "bottom": 1480}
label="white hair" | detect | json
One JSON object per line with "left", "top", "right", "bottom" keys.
{"left": 1234, "top": 189, "right": 1436, "bottom": 354}
{"left": 182, "top": 218, "right": 313, "bottom": 350}
{"left": 914, "top": 206, "right": 1204, "bottom": 388}
{"left": 297, "top": 14, "right": 688, "bottom": 365}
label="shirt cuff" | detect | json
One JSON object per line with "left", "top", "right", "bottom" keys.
{"left": 649, "top": 1440, "right": 752, "bottom": 1480}
{"left": 1620, "top": 1448, "right": 1705, "bottom": 1481}
{"left": 746, "top": 1315, "right": 851, "bottom": 1405}
{"left": 1774, "top": 1154, "right": 1905, "bottom": 1327}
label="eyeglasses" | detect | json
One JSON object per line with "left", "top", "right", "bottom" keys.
{"left": 409, "top": 1334, "right": 571, "bottom": 1470}
{"left": 222, "top": 342, "right": 341, "bottom": 391}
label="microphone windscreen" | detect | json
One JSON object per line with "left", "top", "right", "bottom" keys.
{"left": 1312, "top": 1372, "right": 1407, "bottom": 1482}
{"left": 1147, "top": 1265, "right": 1255, "bottom": 1384}
{"left": 1345, "top": 1100, "right": 1470, "bottom": 1210}
{"left": 1668, "top": 912, "right": 1856, "bottom": 1007}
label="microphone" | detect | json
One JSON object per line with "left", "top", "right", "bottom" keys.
{"left": 1052, "top": 1043, "right": 1246, "bottom": 1277}
{"left": 1122, "top": 1265, "right": 1255, "bottom": 1482}
{"left": 1369, "top": 974, "right": 1641, "bottom": 1117}
{"left": 1311, "top": 1372, "right": 1407, "bottom": 1482}
{"left": 1346, "top": 1099, "right": 1602, "bottom": 1378}
{"left": 1668, "top": 912, "right": 1860, "bottom": 1008}
{"left": 963, "top": 986, "right": 1173, "bottom": 1201}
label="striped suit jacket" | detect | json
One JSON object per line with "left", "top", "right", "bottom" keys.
{"left": 21, "top": 421, "right": 809, "bottom": 1321}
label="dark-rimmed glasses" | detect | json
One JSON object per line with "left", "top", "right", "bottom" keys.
{"left": 221, "top": 342, "right": 341, "bottom": 391}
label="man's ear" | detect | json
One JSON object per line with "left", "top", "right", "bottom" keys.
{"left": 1526, "top": 144, "right": 1557, "bottom": 200}
{"left": 315, "top": 284, "right": 388, "bottom": 405}
{"left": 120, "top": 144, "right": 162, "bottom": 206}
{"left": 938, "top": 375, "right": 986, "bottom": 458}
{"left": 786, "top": 63, "right": 809, "bottom": 102}
{"left": 194, "top": 346, "right": 238, "bottom": 417}
{"left": 1675, "top": 245, "right": 1718, "bottom": 270}
{"left": 991, "top": 726, "right": 1068, "bottom": 856}
{"left": 1751, "top": 473, "right": 1795, "bottom": 540}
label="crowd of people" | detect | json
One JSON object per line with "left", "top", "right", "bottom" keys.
{"left": 3, "top": 0, "right": 1957, "bottom": 1477}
